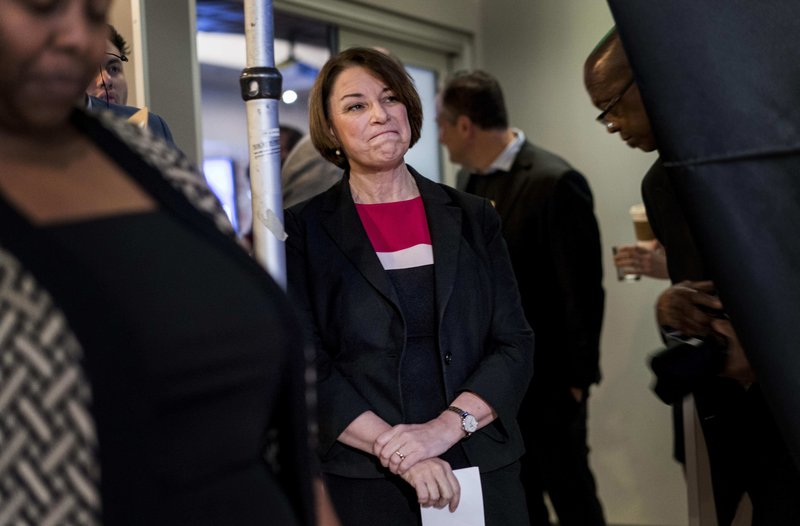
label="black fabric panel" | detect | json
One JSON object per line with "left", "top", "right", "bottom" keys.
{"left": 609, "top": 0, "right": 800, "bottom": 468}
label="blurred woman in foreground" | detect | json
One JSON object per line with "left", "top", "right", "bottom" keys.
{"left": 0, "top": 1, "right": 314, "bottom": 523}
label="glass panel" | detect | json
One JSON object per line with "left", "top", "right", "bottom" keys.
{"left": 404, "top": 65, "right": 440, "bottom": 183}
{"left": 203, "top": 157, "right": 239, "bottom": 231}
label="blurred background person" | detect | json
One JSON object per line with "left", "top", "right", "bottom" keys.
{"left": 84, "top": 24, "right": 174, "bottom": 145}
{"left": 0, "top": 2, "right": 315, "bottom": 524}
{"left": 438, "top": 70, "right": 605, "bottom": 526}
{"left": 279, "top": 124, "right": 303, "bottom": 166}
{"left": 281, "top": 134, "right": 343, "bottom": 208}
{"left": 86, "top": 23, "right": 129, "bottom": 105}
{"left": 286, "top": 47, "right": 534, "bottom": 526}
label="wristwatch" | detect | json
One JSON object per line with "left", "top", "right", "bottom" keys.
{"left": 447, "top": 406, "right": 478, "bottom": 437}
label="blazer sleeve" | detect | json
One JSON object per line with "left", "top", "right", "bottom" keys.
{"left": 548, "top": 170, "right": 605, "bottom": 388}
{"left": 284, "top": 207, "right": 374, "bottom": 456}
{"left": 458, "top": 198, "right": 535, "bottom": 429}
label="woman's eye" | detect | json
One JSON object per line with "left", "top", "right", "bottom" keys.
{"left": 347, "top": 103, "right": 364, "bottom": 112}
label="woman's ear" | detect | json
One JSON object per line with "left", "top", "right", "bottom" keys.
{"left": 328, "top": 127, "right": 341, "bottom": 152}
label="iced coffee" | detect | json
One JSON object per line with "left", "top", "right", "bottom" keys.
{"left": 613, "top": 203, "right": 656, "bottom": 281}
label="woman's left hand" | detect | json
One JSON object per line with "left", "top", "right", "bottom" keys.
{"left": 374, "top": 418, "right": 462, "bottom": 475}
{"left": 400, "top": 458, "right": 461, "bottom": 511}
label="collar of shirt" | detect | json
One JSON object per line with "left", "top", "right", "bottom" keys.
{"left": 477, "top": 128, "right": 525, "bottom": 174}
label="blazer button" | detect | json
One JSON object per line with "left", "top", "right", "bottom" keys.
{"left": 444, "top": 352, "right": 453, "bottom": 365}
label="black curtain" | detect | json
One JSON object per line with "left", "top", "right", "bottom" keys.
{"left": 607, "top": 0, "right": 800, "bottom": 467}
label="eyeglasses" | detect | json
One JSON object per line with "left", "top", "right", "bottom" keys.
{"left": 106, "top": 51, "right": 128, "bottom": 63}
{"left": 596, "top": 78, "right": 634, "bottom": 126}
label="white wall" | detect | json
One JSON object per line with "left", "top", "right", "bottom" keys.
{"left": 478, "top": 2, "right": 685, "bottom": 524}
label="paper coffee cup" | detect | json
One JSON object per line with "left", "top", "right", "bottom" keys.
{"left": 629, "top": 203, "right": 655, "bottom": 242}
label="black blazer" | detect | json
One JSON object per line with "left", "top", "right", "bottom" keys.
{"left": 641, "top": 158, "right": 705, "bottom": 283}
{"left": 285, "top": 167, "right": 534, "bottom": 478}
{"left": 459, "top": 142, "right": 604, "bottom": 391}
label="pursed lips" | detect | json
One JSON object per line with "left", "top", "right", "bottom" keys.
{"left": 369, "top": 129, "right": 398, "bottom": 141}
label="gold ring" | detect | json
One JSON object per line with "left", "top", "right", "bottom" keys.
{"left": 395, "top": 450, "right": 405, "bottom": 460}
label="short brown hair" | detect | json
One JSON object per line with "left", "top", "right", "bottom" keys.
{"left": 308, "top": 47, "right": 422, "bottom": 169}
{"left": 440, "top": 70, "right": 508, "bottom": 131}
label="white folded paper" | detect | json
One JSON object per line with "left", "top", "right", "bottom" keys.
{"left": 420, "top": 466, "right": 485, "bottom": 526}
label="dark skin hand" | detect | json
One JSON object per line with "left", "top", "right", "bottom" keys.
{"left": 657, "top": 280, "right": 757, "bottom": 386}
{"left": 712, "top": 318, "right": 757, "bottom": 387}
{"left": 656, "top": 280, "right": 723, "bottom": 338}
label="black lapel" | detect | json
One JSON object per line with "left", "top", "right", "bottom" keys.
{"left": 412, "top": 169, "right": 462, "bottom": 323}
{"left": 320, "top": 172, "right": 400, "bottom": 309}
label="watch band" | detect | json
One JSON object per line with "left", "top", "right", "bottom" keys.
{"left": 447, "top": 405, "right": 477, "bottom": 437}
{"left": 447, "top": 405, "right": 468, "bottom": 418}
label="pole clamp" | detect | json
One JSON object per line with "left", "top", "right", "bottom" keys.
{"left": 239, "top": 67, "right": 282, "bottom": 101}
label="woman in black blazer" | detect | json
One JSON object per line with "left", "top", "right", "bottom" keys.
{"left": 286, "top": 48, "right": 534, "bottom": 526}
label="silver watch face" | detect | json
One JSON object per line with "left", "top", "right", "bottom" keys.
{"left": 463, "top": 414, "right": 478, "bottom": 433}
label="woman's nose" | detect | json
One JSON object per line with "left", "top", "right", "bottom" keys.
{"left": 370, "top": 104, "right": 389, "bottom": 123}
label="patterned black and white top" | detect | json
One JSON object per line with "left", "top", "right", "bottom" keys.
{"left": 0, "top": 109, "right": 314, "bottom": 525}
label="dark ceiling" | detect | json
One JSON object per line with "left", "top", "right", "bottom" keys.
{"left": 196, "top": 0, "right": 333, "bottom": 50}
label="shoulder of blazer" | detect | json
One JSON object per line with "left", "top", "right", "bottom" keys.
{"left": 513, "top": 140, "right": 576, "bottom": 178}
{"left": 408, "top": 165, "right": 488, "bottom": 212}
{"left": 285, "top": 171, "right": 348, "bottom": 219}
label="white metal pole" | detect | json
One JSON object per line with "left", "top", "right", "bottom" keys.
{"left": 241, "top": 0, "right": 286, "bottom": 289}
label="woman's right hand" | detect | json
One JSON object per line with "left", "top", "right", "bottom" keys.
{"left": 399, "top": 458, "right": 461, "bottom": 512}
{"left": 374, "top": 418, "right": 461, "bottom": 475}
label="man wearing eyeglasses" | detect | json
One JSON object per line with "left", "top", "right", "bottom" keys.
{"left": 86, "top": 24, "right": 130, "bottom": 106}
{"left": 82, "top": 25, "right": 175, "bottom": 147}
{"left": 584, "top": 28, "right": 800, "bottom": 525}
{"left": 585, "top": 30, "right": 702, "bottom": 284}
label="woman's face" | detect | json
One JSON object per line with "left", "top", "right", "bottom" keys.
{"left": 327, "top": 66, "right": 411, "bottom": 173}
{"left": 0, "top": 0, "right": 109, "bottom": 133}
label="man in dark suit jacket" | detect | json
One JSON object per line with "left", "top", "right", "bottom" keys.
{"left": 438, "top": 70, "right": 606, "bottom": 526}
